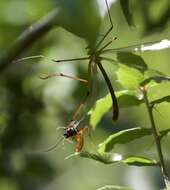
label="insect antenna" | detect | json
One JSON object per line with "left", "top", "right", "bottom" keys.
{"left": 43, "top": 136, "right": 65, "bottom": 152}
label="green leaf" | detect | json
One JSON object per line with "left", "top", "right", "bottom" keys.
{"left": 79, "top": 151, "right": 157, "bottom": 166}
{"left": 140, "top": 76, "right": 170, "bottom": 86}
{"left": 118, "top": 64, "right": 144, "bottom": 89}
{"left": 90, "top": 90, "right": 143, "bottom": 129}
{"left": 117, "top": 52, "right": 147, "bottom": 72}
{"left": 90, "top": 93, "right": 112, "bottom": 129}
{"left": 118, "top": 90, "right": 143, "bottom": 107}
{"left": 79, "top": 151, "right": 122, "bottom": 164}
{"left": 150, "top": 95, "right": 170, "bottom": 106}
{"left": 97, "top": 185, "right": 132, "bottom": 190}
{"left": 98, "top": 127, "right": 152, "bottom": 153}
{"left": 56, "top": 0, "right": 101, "bottom": 45}
{"left": 122, "top": 156, "right": 158, "bottom": 166}
{"left": 120, "top": 0, "right": 134, "bottom": 27}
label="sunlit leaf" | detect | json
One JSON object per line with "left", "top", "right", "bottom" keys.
{"left": 98, "top": 127, "right": 152, "bottom": 153}
{"left": 120, "top": 0, "right": 134, "bottom": 26}
{"left": 97, "top": 185, "right": 132, "bottom": 190}
{"left": 118, "top": 64, "right": 144, "bottom": 89}
{"left": 79, "top": 151, "right": 123, "bottom": 164}
{"left": 79, "top": 151, "right": 157, "bottom": 166}
{"left": 90, "top": 93, "right": 112, "bottom": 129}
{"left": 90, "top": 90, "right": 143, "bottom": 129}
{"left": 122, "top": 156, "right": 157, "bottom": 166}
{"left": 117, "top": 52, "right": 147, "bottom": 72}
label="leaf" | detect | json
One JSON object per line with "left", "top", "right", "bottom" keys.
{"left": 120, "top": 0, "right": 134, "bottom": 26}
{"left": 140, "top": 76, "right": 170, "bottom": 86}
{"left": 122, "top": 156, "right": 157, "bottom": 166}
{"left": 90, "top": 93, "right": 112, "bottom": 129}
{"left": 117, "top": 52, "right": 147, "bottom": 73}
{"left": 90, "top": 90, "right": 143, "bottom": 129}
{"left": 79, "top": 151, "right": 157, "bottom": 166}
{"left": 150, "top": 95, "right": 170, "bottom": 106}
{"left": 79, "top": 151, "right": 122, "bottom": 164}
{"left": 118, "top": 64, "right": 144, "bottom": 89}
{"left": 143, "top": 2, "right": 170, "bottom": 35}
{"left": 117, "top": 52, "right": 147, "bottom": 72}
{"left": 118, "top": 90, "right": 143, "bottom": 107}
{"left": 56, "top": 0, "right": 101, "bottom": 45}
{"left": 97, "top": 185, "right": 132, "bottom": 190}
{"left": 98, "top": 127, "right": 152, "bottom": 153}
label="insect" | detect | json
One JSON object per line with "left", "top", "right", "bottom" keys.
{"left": 50, "top": 0, "right": 119, "bottom": 121}
{"left": 63, "top": 119, "right": 86, "bottom": 153}
{"left": 14, "top": 0, "right": 119, "bottom": 122}
{"left": 14, "top": 0, "right": 119, "bottom": 152}
{"left": 44, "top": 117, "right": 86, "bottom": 153}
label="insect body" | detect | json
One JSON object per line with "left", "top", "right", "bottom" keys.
{"left": 15, "top": 0, "right": 119, "bottom": 153}
{"left": 63, "top": 120, "right": 80, "bottom": 138}
{"left": 64, "top": 118, "right": 85, "bottom": 152}
{"left": 44, "top": 118, "right": 85, "bottom": 153}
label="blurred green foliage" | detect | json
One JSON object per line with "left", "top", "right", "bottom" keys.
{"left": 0, "top": 0, "right": 170, "bottom": 190}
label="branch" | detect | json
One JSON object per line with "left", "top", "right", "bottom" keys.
{"left": 140, "top": 86, "right": 170, "bottom": 188}
{"left": 0, "top": 8, "right": 59, "bottom": 73}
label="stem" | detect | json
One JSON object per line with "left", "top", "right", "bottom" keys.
{"left": 141, "top": 86, "right": 169, "bottom": 187}
{"left": 0, "top": 9, "right": 59, "bottom": 73}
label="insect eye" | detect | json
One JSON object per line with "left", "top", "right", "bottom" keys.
{"left": 63, "top": 132, "right": 69, "bottom": 138}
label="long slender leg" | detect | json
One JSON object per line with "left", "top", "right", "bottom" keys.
{"left": 43, "top": 136, "right": 65, "bottom": 152}
{"left": 95, "top": 0, "right": 113, "bottom": 50}
{"left": 13, "top": 55, "right": 89, "bottom": 64}
{"left": 97, "top": 59, "right": 119, "bottom": 121}
{"left": 39, "top": 72, "right": 88, "bottom": 83}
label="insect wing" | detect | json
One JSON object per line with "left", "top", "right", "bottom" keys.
{"left": 75, "top": 129, "right": 84, "bottom": 153}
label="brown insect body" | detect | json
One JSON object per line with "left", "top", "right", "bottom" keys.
{"left": 64, "top": 119, "right": 85, "bottom": 152}
{"left": 75, "top": 129, "right": 84, "bottom": 153}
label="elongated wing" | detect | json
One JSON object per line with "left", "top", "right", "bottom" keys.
{"left": 75, "top": 129, "right": 84, "bottom": 152}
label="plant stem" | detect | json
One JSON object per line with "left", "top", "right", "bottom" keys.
{"left": 0, "top": 9, "right": 59, "bottom": 73}
{"left": 141, "top": 86, "right": 169, "bottom": 187}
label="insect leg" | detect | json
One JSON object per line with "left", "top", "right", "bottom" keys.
{"left": 95, "top": 0, "right": 114, "bottom": 50}
{"left": 97, "top": 59, "right": 119, "bottom": 121}
{"left": 39, "top": 72, "right": 88, "bottom": 83}
{"left": 13, "top": 55, "right": 89, "bottom": 64}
